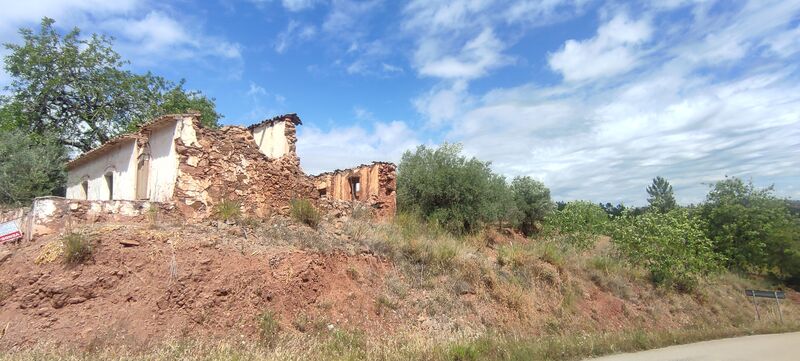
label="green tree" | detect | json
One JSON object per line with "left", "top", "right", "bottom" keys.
{"left": 700, "top": 177, "right": 798, "bottom": 274}
{"left": 397, "top": 143, "right": 499, "bottom": 234}
{"left": 0, "top": 130, "right": 66, "bottom": 205}
{"left": 2, "top": 18, "right": 220, "bottom": 152}
{"left": 646, "top": 176, "right": 677, "bottom": 213}
{"left": 610, "top": 209, "right": 722, "bottom": 291}
{"left": 510, "top": 176, "right": 553, "bottom": 236}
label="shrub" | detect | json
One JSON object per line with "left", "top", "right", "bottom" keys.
{"left": 543, "top": 201, "right": 608, "bottom": 249}
{"left": 62, "top": 232, "right": 92, "bottom": 264}
{"left": 397, "top": 143, "right": 504, "bottom": 234}
{"left": 214, "top": 199, "right": 241, "bottom": 222}
{"left": 290, "top": 198, "right": 320, "bottom": 228}
{"left": 610, "top": 209, "right": 722, "bottom": 291}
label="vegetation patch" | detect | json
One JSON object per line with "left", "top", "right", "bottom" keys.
{"left": 62, "top": 232, "right": 93, "bottom": 265}
{"left": 291, "top": 198, "right": 321, "bottom": 228}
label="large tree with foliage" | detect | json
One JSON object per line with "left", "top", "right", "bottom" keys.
{"left": 510, "top": 176, "right": 553, "bottom": 236}
{"left": 1, "top": 18, "right": 220, "bottom": 152}
{"left": 646, "top": 176, "right": 677, "bottom": 213}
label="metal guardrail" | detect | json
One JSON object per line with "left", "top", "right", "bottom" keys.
{"left": 745, "top": 289, "right": 785, "bottom": 322}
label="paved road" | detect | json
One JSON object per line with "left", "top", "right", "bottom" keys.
{"left": 587, "top": 332, "right": 800, "bottom": 361}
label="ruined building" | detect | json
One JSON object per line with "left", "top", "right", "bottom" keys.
{"left": 63, "top": 112, "right": 397, "bottom": 219}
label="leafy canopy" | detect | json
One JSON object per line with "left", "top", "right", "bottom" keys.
{"left": 700, "top": 176, "right": 799, "bottom": 275}
{"left": 1, "top": 17, "right": 221, "bottom": 152}
{"left": 610, "top": 209, "right": 722, "bottom": 291}
{"left": 544, "top": 201, "right": 608, "bottom": 249}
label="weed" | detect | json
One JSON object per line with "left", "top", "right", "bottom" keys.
{"left": 321, "top": 329, "right": 367, "bottom": 360}
{"left": 147, "top": 205, "right": 159, "bottom": 229}
{"left": 346, "top": 266, "right": 360, "bottom": 281}
{"left": 290, "top": 198, "right": 321, "bottom": 228}
{"left": 62, "top": 232, "right": 92, "bottom": 264}
{"left": 257, "top": 310, "right": 280, "bottom": 346}
{"left": 375, "top": 295, "right": 399, "bottom": 315}
{"left": 214, "top": 199, "right": 241, "bottom": 222}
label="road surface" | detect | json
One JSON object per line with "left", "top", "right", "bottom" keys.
{"left": 586, "top": 332, "right": 800, "bottom": 361}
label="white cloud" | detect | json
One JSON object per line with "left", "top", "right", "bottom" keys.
{"left": 275, "top": 20, "right": 316, "bottom": 54}
{"left": 282, "top": 0, "right": 318, "bottom": 12}
{"left": 381, "top": 63, "right": 404, "bottom": 74}
{"left": 99, "top": 11, "right": 241, "bottom": 61}
{"left": 548, "top": 13, "right": 652, "bottom": 82}
{"left": 247, "top": 82, "right": 267, "bottom": 97}
{"left": 297, "top": 120, "right": 420, "bottom": 174}
{"left": 413, "top": 81, "right": 471, "bottom": 125}
{"left": 323, "top": 0, "right": 382, "bottom": 35}
{"left": 417, "top": 28, "right": 510, "bottom": 80}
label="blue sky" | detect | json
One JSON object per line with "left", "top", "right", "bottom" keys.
{"left": 1, "top": 0, "right": 799, "bottom": 205}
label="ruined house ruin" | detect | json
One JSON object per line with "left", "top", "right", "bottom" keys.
{"left": 63, "top": 112, "right": 397, "bottom": 220}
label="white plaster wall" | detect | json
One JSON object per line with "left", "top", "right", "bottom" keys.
{"left": 147, "top": 120, "right": 180, "bottom": 202}
{"left": 66, "top": 140, "right": 138, "bottom": 200}
{"left": 252, "top": 121, "right": 288, "bottom": 158}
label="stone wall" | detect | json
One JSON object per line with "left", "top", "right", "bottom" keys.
{"left": 312, "top": 162, "right": 397, "bottom": 219}
{"left": 172, "top": 122, "right": 318, "bottom": 219}
{"left": 2, "top": 197, "right": 177, "bottom": 241}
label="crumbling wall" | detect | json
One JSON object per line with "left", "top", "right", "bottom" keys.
{"left": 172, "top": 123, "right": 317, "bottom": 218}
{"left": 312, "top": 162, "right": 397, "bottom": 219}
{"left": 249, "top": 114, "right": 301, "bottom": 159}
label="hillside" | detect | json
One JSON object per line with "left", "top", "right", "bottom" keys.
{"left": 0, "top": 213, "right": 797, "bottom": 360}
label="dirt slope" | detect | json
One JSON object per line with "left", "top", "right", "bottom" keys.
{"left": 0, "top": 219, "right": 796, "bottom": 351}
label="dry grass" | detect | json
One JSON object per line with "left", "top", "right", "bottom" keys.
{"left": 2, "top": 323, "right": 797, "bottom": 361}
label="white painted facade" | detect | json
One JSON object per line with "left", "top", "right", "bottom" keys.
{"left": 251, "top": 121, "right": 289, "bottom": 158}
{"left": 65, "top": 116, "right": 199, "bottom": 202}
{"left": 66, "top": 139, "right": 138, "bottom": 201}
{"left": 145, "top": 120, "right": 180, "bottom": 202}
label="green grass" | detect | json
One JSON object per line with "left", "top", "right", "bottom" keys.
{"left": 214, "top": 199, "right": 241, "bottom": 222}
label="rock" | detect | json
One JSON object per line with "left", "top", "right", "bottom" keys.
{"left": 119, "top": 239, "right": 140, "bottom": 247}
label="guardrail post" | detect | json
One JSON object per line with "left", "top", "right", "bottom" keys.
{"left": 775, "top": 291, "right": 783, "bottom": 323}
{"left": 752, "top": 292, "right": 760, "bottom": 321}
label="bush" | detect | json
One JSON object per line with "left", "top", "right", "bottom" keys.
{"left": 291, "top": 198, "right": 320, "bottom": 228}
{"left": 397, "top": 143, "right": 505, "bottom": 234}
{"left": 213, "top": 199, "right": 241, "bottom": 222}
{"left": 543, "top": 201, "right": 608, "bottom": 249}
{"left": 610, "top": 209, "right": 722, "bottom": 291}
{"left": 63, "top": 232, "right": 92, "bottom": 264}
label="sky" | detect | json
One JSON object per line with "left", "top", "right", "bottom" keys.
{"left": 0, "top": 0, "right": 799, "bottom": 206}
